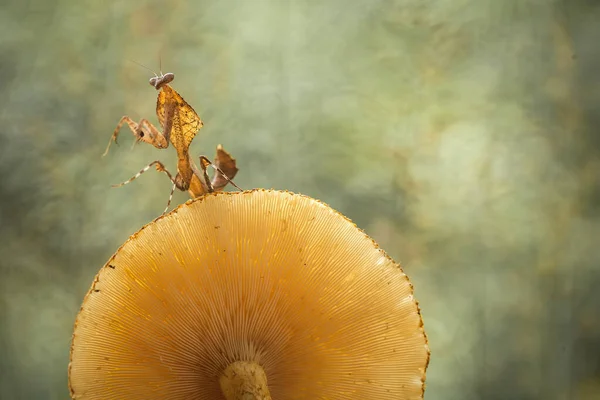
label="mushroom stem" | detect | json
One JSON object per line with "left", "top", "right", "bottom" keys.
{"left": 219, "top": 361, "right": 272, "bottom": 400}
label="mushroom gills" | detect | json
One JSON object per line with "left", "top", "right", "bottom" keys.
{"left": 68, "top": 189, "right": 430, "bottom": 400}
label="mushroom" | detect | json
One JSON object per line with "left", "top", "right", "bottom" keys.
{"left": 69, "top": 189, "right": 429, "bottom": 399}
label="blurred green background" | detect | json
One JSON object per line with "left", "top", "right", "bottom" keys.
{"left": 1, "top": 0, "right": 599, "bottom": 399}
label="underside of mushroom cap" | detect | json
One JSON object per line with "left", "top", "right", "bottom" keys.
{"left": 69, "top": 189, "right": 429, "bottom": 399}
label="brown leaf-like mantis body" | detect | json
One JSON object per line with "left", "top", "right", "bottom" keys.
{"left": 104, "top": 72, "right": 240, "bottom": 212}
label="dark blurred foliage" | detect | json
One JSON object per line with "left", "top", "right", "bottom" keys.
{"left": 0, "top": 0, "right": 599, "bottom": 399}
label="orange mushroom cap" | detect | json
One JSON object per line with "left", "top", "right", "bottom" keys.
{"left": 69, "top": 189, "right": 429, "bottom": 399}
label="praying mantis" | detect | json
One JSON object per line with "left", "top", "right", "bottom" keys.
{"left": 103, "top": 71, "right": 241, "bottom": 213}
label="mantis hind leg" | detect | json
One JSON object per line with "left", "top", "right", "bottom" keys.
{"left": 199, "top": 156, "right": 243, "bottom": 192}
